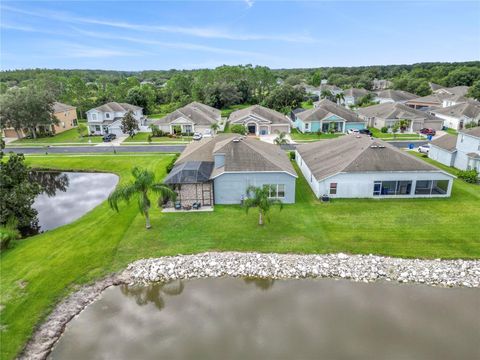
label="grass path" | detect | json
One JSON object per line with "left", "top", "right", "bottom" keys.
{"left": 1, "top": 153, "right": 479, "bottom": 359}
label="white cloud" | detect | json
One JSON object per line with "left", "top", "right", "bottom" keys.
{"left": 245, "top": 0, "right": 255, "bottom": 8}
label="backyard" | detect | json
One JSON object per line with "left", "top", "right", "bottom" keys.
{"left": 1, "top": 153, "right": 479, "bottom": 359}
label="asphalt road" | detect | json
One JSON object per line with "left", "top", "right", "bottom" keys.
{"left": 5, "top": 140, "right": 429, "bottom": 155}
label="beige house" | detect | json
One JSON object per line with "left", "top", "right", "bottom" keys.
{"left": 228, "top": 105, "right": 291, "bottom": 136}
{"left": 2, "top": 102, "right": 77, "bottom": 138}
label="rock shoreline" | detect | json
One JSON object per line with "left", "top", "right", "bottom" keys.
{"left": 21, "top": 252, "right": 480, "bottom": 360}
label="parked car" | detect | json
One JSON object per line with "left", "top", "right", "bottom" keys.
{"left": 359, "top": 129, "right": 372, "bottom": 136}
{"left": 418, "top": 144, "right": 430, "bottom": 154}
{"left": 347, "top": 129, "right": 359, "bottom": 135}
{"left": 192, "top": 132, "right": 203, "bottom": 141}
{"left": 419, "top": 128, "right": 436, "bottom": 136}
{"left": 102, "top": 133, "right": 116, "bottom": 142}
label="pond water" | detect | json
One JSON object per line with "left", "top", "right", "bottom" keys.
{"left": 32, "top": 171, "right": 118, "bottom": 232}
{"left": 49, "top": 278, "right": 480, "bottom": 360}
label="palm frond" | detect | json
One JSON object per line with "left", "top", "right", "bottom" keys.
{"left": 108, "top": 183, "right": 138, "bottom": 212}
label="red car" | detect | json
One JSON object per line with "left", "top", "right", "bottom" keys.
{"left": 419, "top": 128, "right": 436, "bottom": 136}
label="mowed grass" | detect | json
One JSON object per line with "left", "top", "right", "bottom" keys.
{"left": 290, "top": 128, "right": 343, "bottom": 142}
{"left": 1, "top": 153, "right": 480, "bottom": 359}
{"left": 10, "top": 128, "right": 103, "bottom": 145}
{"left": 368, "top": 127, "right": 425, "bottom": 140}
{"left": 122, "top": 133, "right": 192, "bottom": 143}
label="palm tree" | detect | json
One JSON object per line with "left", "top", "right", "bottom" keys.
{"left": 320, "top": 90, "right": 334, "bottom": 101}
{"left": 211, "top": 123, "right": 219, "bottom": 136}
{"left": 335, "top": 93, "right": 345, "bottom": 105}
{"left": 274, "top": 132, "right": 289, "bottom": 145}
{"left": 244, "top": 185, "right": 283, "bottom": 225}
{"left": 398, "top": 119, "right": 410, "bottom": 133}
{"left": 108, "top": 167, "right": 176, "bottom": 229}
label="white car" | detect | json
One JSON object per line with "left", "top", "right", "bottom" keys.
{"left": 347, "top": 129, "right": 359, "bottom": 135}
{"left": 418, "top": 144, "right": 430, "bottom": 154}
{"left": 192, "top": 132, "right": 203, "bottom": 141}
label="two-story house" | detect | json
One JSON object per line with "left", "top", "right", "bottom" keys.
{"left": 429, "top": 127, "right": 480, "bottom": 173}
{"left": 428, "top": 99, "right": 480, "bottom": 131}
{"left": 86, "top": 102, "right": 146, "bottom": 136}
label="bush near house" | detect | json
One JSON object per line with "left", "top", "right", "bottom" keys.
{"left": 458, "top": 169, "right": 479, "bottom": 184}
{"left": 231, "top": 124, "right": 246, "bottom": 134}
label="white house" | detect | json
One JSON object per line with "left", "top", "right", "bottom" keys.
{"left": 342, "top": 88, "right": 372, "bottom": 107}
{"left": 429, "top": 127, "right": 480, "bottom": 173}
{"left": 296, "top": 134, "right": 454, "bottom": 198}
{"left": 228, "top": 105, "right": 291, "bottom": 136}
{"left": 154, "top": 102, "right": 221, "bottom": 135}
{"left": 428, "top": 100, "right": 480, "bottom": 131}
{"left": 86, "top": 102, "right": 146, "bottom": 136}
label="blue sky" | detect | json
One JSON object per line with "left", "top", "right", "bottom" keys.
{"left": 1, "top": 1, "right": 479, "bottom": 70}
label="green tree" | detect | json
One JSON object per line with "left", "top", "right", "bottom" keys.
{"left": 335, "top": 93, "right": 345, "bottom": 104}
{"left": 244, "top": 185, "right": 283, "bottom": 226}
{"left": 108, "top": 167, "right": 176, "bottom": 229}
{"left": 126, "top": 85, "right": 156, "bottom": 114}
{"left": 77, "top": 123, "right": 88, "bottom": 138}
{"left": 121, "top": 110, "right": 140, "bottom": 138}
{"left": 204, "top": 82, "right": 241, "bottom": 109}
{"left": 210, "top": 122, "right": 219, "bottom": 135}
{"left": 467, "top": 80, "right": 480, "bottom": 100}
{"left": 274, "top": 132, "right": 289, "bottom": 145}
{"left": 398, "top": 119, "right": 410, "bottom": 133}
{"left": 392, "top": 122, "right": 400, "bottom": 139}
{"left": 309, "top": 70, "right": 323, "bottom": 87}
{"left": 262, "top": 84, "right": 305, "bottom": 113}
{"left": 320, "top": 90, "right": 334, "bottom": 101}
{"left": 231, "top": 124, "right": 246, "bottom": 134}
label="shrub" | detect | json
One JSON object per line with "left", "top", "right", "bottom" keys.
{"left": 0, "top": 219, "right": 20, "bottom": 251}
{"left": 289, "top": 151, "right": 295, "bottom": 160}
{"left": 231, "top": 124, "right": 246, "bottom": 134}
{"left": 381, "top": 127, "right": 388, "bottom": 133}
{"left": 458, "top": 169, "right": 479, "bottom": 184}
{"left": 147, "top": 134, "right": 152, "bottom": 143}
{"left": 166, "top": 154, "right": 180, "bottom": 173}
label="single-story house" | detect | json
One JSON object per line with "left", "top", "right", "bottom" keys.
{"left": 342, "top": 88, "right": 372, "bottom": 106}
{"left": 154, "top": 102, "right": 221, "bottom": 135}
{"left": 295, "top": 99, "right": 366, "bottom": 133}
{"left": 2, "top": 102, "right": 77, "bottom": 139}
{"left": 428, "top": 100, "right": 480, "bottom": 131}
{"left": 228, "top": 105, "right": 292, "bottom": 136}
{"left": 406, "top": 86, "right": 470, "bottom": 110}
{"left": 86, "top": 102, "right": 146, "bottom": 136}
{"left": 303, "top": 84, "right": 343, "bottom": 98}
{"left": 372, "top": 79, "right": 393, "bottom": 90}
{"left": 429, "top": 127, "right": 480, "bottom": 173}
{"left": 296, "top": 134, "right": 454, "bottom": 198}
{"left": 357, "top": 102, "right": 443, "bottom": 132}
{"left": 164, "top": 134, "right": 297, "bottom": 206}
{"left": 374, "top": 90, "right": 418, "bottom": 104}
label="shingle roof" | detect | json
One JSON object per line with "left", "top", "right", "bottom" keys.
{"left": 460, "top": 126, "right": 480, "bottom": 139}
{"left": 228, "top": 105, "right": 290, "bottom": 125}
{"left": 154, "top": 102, "right": 220, "bottom": 126}
{"left": 434, "top": 86, "right": 469, "bottom": 97}
{"left": 343, "top": 88, "right": 371, "bottom": 98}
{"left": 430, "top": 100, "right": 480, "bottom": 119}
{"left": 429, "top": 83, "right": 445, "bottom": 91}
{"left": 408, "top": 86, "right": 470, "bottom": 106}
{"left": 174, "top": 134, "right": 296, "bottom": 178}
{"left": 53, "top": 102, "right": 75, "bottom": 113}
{"left": 298, "top": 99, "right": 363, "bottom": 123}
{"left": 89, "top": 102, "right": 142, "bottom": 113}
{"left": 430, "top": 134, "right": 457, "bottom": 152}
{"left": 357, "top": 102, "right": 442, "bottom": 122}
{"left": 375, "top": 89, "right": 418, "bottom": 102}
{"left": 297, "top": 135, "right": 445, "bottom": 181}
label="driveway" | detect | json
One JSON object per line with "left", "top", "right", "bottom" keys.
{"left": 95, "top": 135, "right": 128, "bottom": 146}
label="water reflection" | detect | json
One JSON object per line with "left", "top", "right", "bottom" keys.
{"left": 243, "top": 277, "right": 275, "bottom": 290}
{"left": 120, "top": 280, "right": 185, "bottom": 311}
{"left": 32, "top": 172, "right": 118, "bottom": 232}
{"left": 49, "top": 278, "right": 480, "bottom": 360}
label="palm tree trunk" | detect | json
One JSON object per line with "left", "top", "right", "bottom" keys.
{"left": 258, "top": 211, "right": 263, "bottom": 225}
{"left": 145, "top": 211, "right": 151, "bottom": 229}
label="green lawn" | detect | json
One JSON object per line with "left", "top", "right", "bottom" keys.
{"left": 290, "top": 128, "right": 343, "bottom": 142}
{"left": 1, "top": 153, "right": 480, "bottom": 359}
{"left": 445, "top": 128, "right": 459, "bottom": 136}
{"left": 369, "top": 127, "right": 425, "bottom": 140}
{"left": 9, "top": 128, "right": 102, "bottom": 145}
{"left": 122, "top": 133, "right": 192, "bottom": 143}
{"left": 300, "top": 101, "right": 314, "bottom": 109}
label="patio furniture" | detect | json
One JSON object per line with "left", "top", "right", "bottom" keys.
{"left": 182, "top": 204, "right": 192, "bottom": 211}
{"left": 192, "top": 202, "right": 201, "bottom": 210}
{"left": 174, "top": 201, "right": 181, "bottom": 210}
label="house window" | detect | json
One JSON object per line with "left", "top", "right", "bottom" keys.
{"left": 329, "top": 183, "right": 337, "bottom": 195}
{"left": 305, "top": 123, "right": 309, "bottom": 130}
{"left": 414, "top": 180, "right": 449, "bottom": 195}
{"left": 92, "top": 113, "right": 97, "bottom": 121}
{"left": 373, "top": 180, "right": 412, "bottom": 196}
{"left": 94, "top": 125, "right": 101, "bottom": 131}
{"left": 105, "top": 113, "right": 111, "bottom": 119}
{"left": 265, "top": 184, "right": 286, "bottom": 198}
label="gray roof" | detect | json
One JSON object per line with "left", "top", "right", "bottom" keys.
{"left": 154, "top": 102, "right": 220, "bottom": 126}
{"left": 164, "top": 161, "right": 214, "bottom": 184}
{"left": 174, "top": 134, "right": 296, "bottom": 179}
{"left": 430, "top": 134, "right": 457, "bottom": 152}
{"left": 408, "top": 86, "right": 470, "bottom": 106}
{"left": 357, "top": 102, "right": 442, "bottom": 122}
{"left": 297, "top": 135, "right": 446, "bottom": 181}
{"left": 429, "top": 83, "right": 445, "bottom": 91}
{"left": 53, "top": 102, "right": 75, "bottom": 113}
{"left": 375, "top": 89, "right": 417, "bottom": 102}
{"left": 89, "top": 102, "right": 142, "bottom": 113}
{"left": 434, "top": 86, "right": 469, "bottom": 97}
{"left": 430, "top": 100, "right": 480, "bottom": 119}
{"left": 460, "top": 126, "right": 480, "bottom": 139}
{"left": 299, "top": 99, "right": 363, "bottom": 123}
{"left": 343, "top": 88, "right": 371, "bottom": 98}
{"left": 228, "top": 105, "right": 290, "bottom": 125}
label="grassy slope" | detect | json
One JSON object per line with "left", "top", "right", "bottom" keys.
{"left": 10, "top": 128, "right": 103, "bottom": 145}
{"left": 1, "top": 153, "right": 480, "bottom": 359}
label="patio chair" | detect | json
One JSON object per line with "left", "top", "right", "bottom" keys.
{"left": 174, "top": 201, "right": 181, "bottom": 210}
{"left": 192, "top": 202, "right": 201, "bottom": 210}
